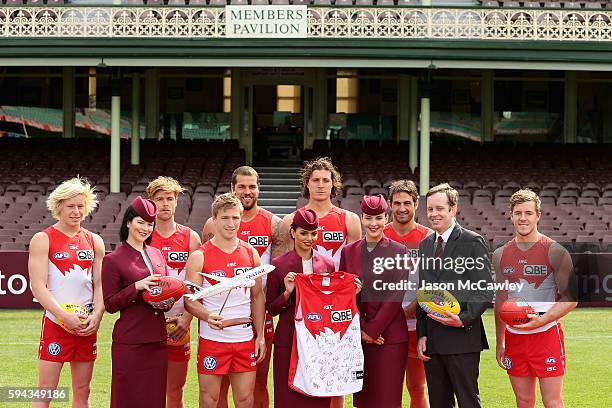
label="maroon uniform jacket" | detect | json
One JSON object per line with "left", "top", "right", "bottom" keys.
{"left": 102, "top": 242, "right": 167, "bottom": 344}
{"left": 266, "top": 249, "right": 335, "bottom": 408}
{"left": 339, "top": 235, "right": 409, "bottom": 344}
{"left": 266, "top": 249, "right": 335, "bottom": 348}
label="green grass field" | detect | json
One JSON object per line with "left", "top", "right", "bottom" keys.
{"left": 0, "top": 308, "right": 610, "bottom": 407}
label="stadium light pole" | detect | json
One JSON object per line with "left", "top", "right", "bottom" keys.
{"left": 419, "top": 69, "right": 433, "bottom": 196}
{"left": 62, "top": 67, "right": 75, "bottom": 139}
{"left": 564, "top": 71, "right": 577, "bottom": 143}
{"left": 409, "top": 75, "right": 418, "bottom": 172}
{"left": 131, "top": 73, "right": 140, "bottom": 165}
{"left": 111, "top": 70, "right": 121, "bottom": 194}
{"left": 481, "top": 69, "right": 494, "bottom": 142}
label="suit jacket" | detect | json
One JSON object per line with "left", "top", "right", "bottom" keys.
{"left": 102, "top": 242, "right": 168, "bottom": 344}
{"left": 416, "top": 223, "right": 493, "bottom": 355}
{"left": 339, "top": 236, "right": 409, "bottom": 344}
{"left": 266, "top": 249, "right": 334, "bottom": 348}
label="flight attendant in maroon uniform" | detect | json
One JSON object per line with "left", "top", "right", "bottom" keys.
{"left": 266, "top": 207, "right": 335, "bottom": 408}
{"left": 102, "top": 196, "right": 169, "bottom": 408}
{"left": 340, "top": 195, "right": 409, "bottom": 408}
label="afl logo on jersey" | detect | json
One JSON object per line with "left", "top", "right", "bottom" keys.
{"left": 503, "top": 266, "right": 515, "bottom": 275}
{"left": 523, "top": 265, "right": 548, "bottom": 276}
{"left": 168, "top": 252, "right": 188, "bottom": 262}
{"left": 76, "top": 250, "right": 94, "bottom": 261}
{"left": 48, "top": 342, "right": 62, "bottom": 357}
{"left": 210, "top": 270, "right": 226, "bottom": 277}
{"left": 53, "top": 252, "right": 70, "bottom": 260}
{"left": 331, "top": 309, "right": 352, "bottom": 323}
{"left": 202, "top": 356, "right": 217, "bottom": 371}
{"left": 322, "top": 231, "right": 345, "bottom": 243}
{"left": 247, "top": 236, "right": 269, "bottom": 247}
{"left": 306, "top": 313, "right": 322, "bottom": 322}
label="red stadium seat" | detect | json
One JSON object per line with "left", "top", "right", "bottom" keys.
{"left": 0, "top": 242, "right": 26, "bottom": 251}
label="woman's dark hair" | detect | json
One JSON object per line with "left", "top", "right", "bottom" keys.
{"left": 119, "top": 206, "right": 154, "bottom": 245}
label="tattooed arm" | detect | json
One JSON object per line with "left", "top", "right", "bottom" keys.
{"left": 271, "top": 215, "right": 289, "bottom": 258}
{"left": 201, "top": 217, "right": 215, "bottom": 244}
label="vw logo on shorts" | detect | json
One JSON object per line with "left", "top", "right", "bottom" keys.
{"left": 202, "top": 356, "right": 217, "bottom": 371}
{"left": 503, "top": 356, "right": 512, "bottom": 370}
{"left": 48, "top": 342, "right": 62, "bottom": 357}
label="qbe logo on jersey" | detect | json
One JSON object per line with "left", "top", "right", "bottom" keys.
{"left": 234, "top": 267, "right": 252, "bottom": 276}
{"left": 247, "top": 236, "right": 269, "bottom": 248}
{"left": 168, "top": 252, "right": 189, "bottom": 263}
{"left": 523, "top": 265, "right": 548, "bottom": 276}
{"left": 322, "top": 231, "right": 344, "bottom": 243}
{"left": 331, "top": 309, "right": 352, "bottom": 323}
{"left": 76, "top": 250, "right": 94, "bottom": 261}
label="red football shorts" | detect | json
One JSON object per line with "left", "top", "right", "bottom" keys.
{"left": 39, "top": 316, "right": 97, "bottom": 363}
{"left": 264, "top": 312, "right": 275, "bottom": 340}
{"left": 167, "top": 343, "right": 191, "bottom": 362}
{"left": 406, "top": 329, "right": 418, "bottom": 358}
{"left": 197, "top": 337, "right": 256, "bottom": 375}
{"left": 504, "top": 323, "right": 566, "bottom": 378}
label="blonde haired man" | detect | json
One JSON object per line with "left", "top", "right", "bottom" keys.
{"left": 185, "top": 193, "right": 266, "bottom": 408}
{"left": 147, "top": 176, "right": 202, "bottom": 408}
{"left": 202, "top": 166, "right": 287, "bottom": 408}
{"left": 494, "top": 189, "right": 576, "bottom": 408}
{"left": 29, "top": 177, "right": 105, "bottom": 408}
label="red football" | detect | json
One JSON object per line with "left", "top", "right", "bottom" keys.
{"left": 500, "top": 298, "right": 535, "bottom": 327}
{"left": 142, "top": 276, "right": 185, "bottom": 309}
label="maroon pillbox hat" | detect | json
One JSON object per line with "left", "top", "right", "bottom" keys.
{"left": 292, "top": 207, "right": 319, "bottom": 231}
{"left": 131, "top": 196, "right": 157, "bottom": 222}
{"left": 360, "top": 194, "right": 388, "bottom": 215}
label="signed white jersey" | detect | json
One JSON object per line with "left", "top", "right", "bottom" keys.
{"left": 289, "top": 272, "right": 363, "bottom": 397}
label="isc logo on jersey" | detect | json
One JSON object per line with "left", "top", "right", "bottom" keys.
{"left": 234, "top": 267, "right": 252, "bottom": 276}
{"left": 76, "top": 250, "right": 94, "bottom": 261}
{"left": 247, "top": 236, "right": 269, "bottom": 247}
{"left": 168, "top": 252, "right": 189, "bottom": 262}
{"left": 331, "top": 309, "right": 352, "bottom": 323}
{"left": 523, "top": 265, "right": 548, "bottom": 276}
{"left": 322, "top": 231, "right": 344, "bottom": 243}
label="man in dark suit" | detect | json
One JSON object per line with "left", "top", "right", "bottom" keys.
{"left": 416, "top": 183, "right": 493, "bottom": 408}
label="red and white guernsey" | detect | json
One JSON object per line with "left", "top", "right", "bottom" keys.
{"left": 314, "top": 207, "right": 348, "bottom": 271}
{"left": 500, "top": 234, "right": 559, "bottom": 334}
{"left": 199, "top": 240, "right": 255, "bottom": 343}
{"left": 149, "top": 224, "right": 191, "bottom": 317}
{"left": 238, "top": 208, "right": 273, "bottom": 266}
{"left": 44, "top": 226, "right": 95, "bottom": 325}
{"left": 289, "top": 272, "right": 364, "bottom": 397}
{"left": 384, "top": 223, "right": 431, "bottom": 331}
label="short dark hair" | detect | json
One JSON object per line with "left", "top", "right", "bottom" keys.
{"left": 231, "top": 166, "right": 259, "bottom": 188}
{"left": 388, "top": 179, "right": 419, "bottom": 203}
{"left": 426, "top": 183, "right": 459, "bottom": 208}
{"left": 119, "top": 206, "right": 154, "bottom": 244}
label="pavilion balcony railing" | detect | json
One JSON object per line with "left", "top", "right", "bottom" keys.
{"left": 0, "top": 6, "right": 611, "bottom": 40}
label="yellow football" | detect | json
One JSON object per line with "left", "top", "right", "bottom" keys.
{"left": 57, "top": 303, "right": 90, "bottom": 331}
{"left": 166, "top": 321, "right": 190, "bottom": 347}
{"left": 417, "top": 289, "right": 461, "bottom": 318}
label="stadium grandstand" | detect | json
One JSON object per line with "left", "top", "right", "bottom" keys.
{"left": 2, "top": 2, "right": 612, "bottom": 407}
{"left": 1, "top": 1, "right": 612, "bottom": 251}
